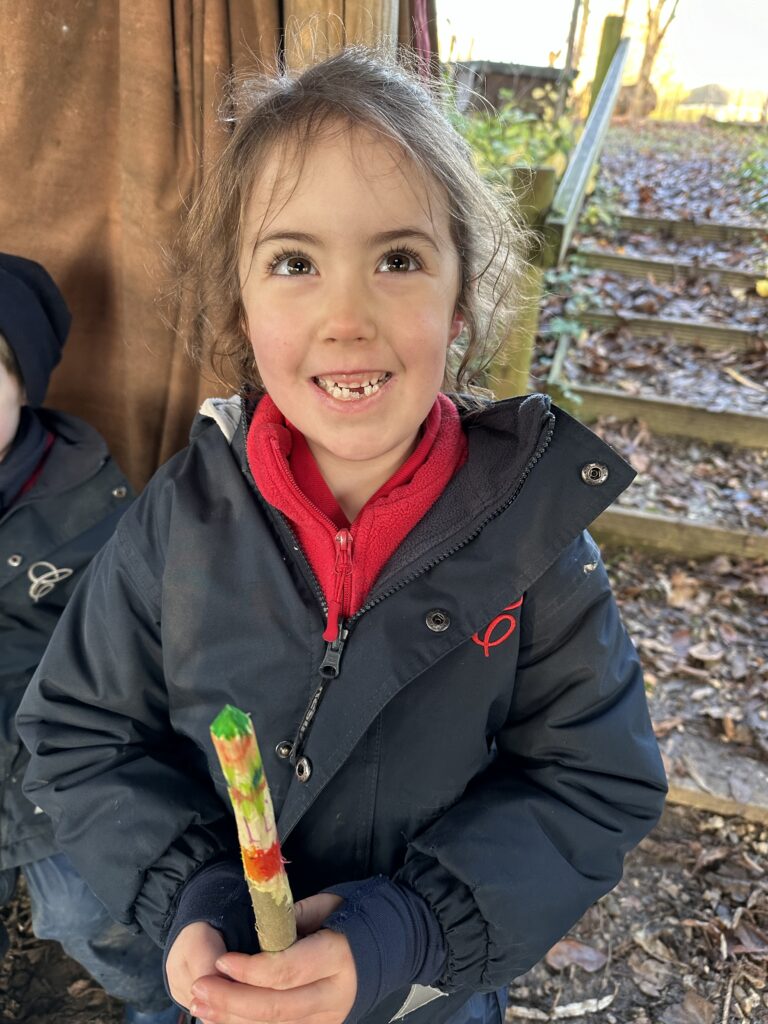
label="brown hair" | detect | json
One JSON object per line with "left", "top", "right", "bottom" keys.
{"left": 175, "top": 46, "right": 526, "bottom": 397}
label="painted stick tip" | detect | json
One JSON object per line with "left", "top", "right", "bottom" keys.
{"left": 210, "top": 704, "right": 253, "bottom": 740}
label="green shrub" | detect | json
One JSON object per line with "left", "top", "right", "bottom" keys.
{"left": 452, "top": 88, "right": 576, "bottom": 185}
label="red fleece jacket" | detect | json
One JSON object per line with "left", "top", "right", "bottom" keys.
{"left": 247, "top": 393, "right": 468, "bottom": 640}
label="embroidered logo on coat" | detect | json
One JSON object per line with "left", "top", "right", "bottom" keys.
{"left": 472, "top": 597, "right": 523, "bottom": 657}
{"left": 27, "top": 561, "right": 73, "bottom": 602}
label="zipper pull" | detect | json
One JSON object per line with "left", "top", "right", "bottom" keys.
{"left": 323, "top": 529, "right": 353, "bottom": 642}
{"left": 334, "top": 529, "right": 353, "bottom": 582}
{"left": 320, "top": 624, "right": 348, "bottom": 678}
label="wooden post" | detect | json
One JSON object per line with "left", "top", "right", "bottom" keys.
{"left": 346, "top": 0, "right": 399, "bottom": 51}
{"left": 491, "top": 167, "right": 557, "bottom": 399}
{"left": 284, "top": 0, "right": 400, "bottom": 69}
{"left": 283, "top": 0, "right": 345, "bottom": 70}
{"left": 588, "top": 15, "right": 623, "bottom": 115}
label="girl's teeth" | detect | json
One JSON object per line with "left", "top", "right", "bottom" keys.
{"left": 316, "top": 373, "right": 389, "bottom": 400}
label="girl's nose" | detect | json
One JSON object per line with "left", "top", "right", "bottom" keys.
{"left": 318, "top": 275, "right": 377, "bottom": 343}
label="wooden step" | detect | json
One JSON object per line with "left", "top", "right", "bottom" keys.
{"left": 657, "top": 728, "right": 768, "bottom": 825}
{"left": 592, "top": 506, "right": 768, "bottom": 560}
{"left": 549, "top": 381, "right": 768, "bottom": 449}
{"left": 579, "top": 310, "right": 762, "bottom": 350}
{"left": 577, "top": 248, "right": 761, "bottom": 290}
{"left": 617, "top": 213, "right": 768, "bottom": 244}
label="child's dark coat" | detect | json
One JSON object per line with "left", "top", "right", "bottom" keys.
{"left": 1, "top": 410, "right": 132, "bottom": 869}
{"left": 18, "top": 394, "right": 667, "bottom": 1024}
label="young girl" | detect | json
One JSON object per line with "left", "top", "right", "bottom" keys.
{"left": 18, "top": 48, "right": 666, "bottom": 1024}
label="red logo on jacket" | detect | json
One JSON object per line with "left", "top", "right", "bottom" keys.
{"left": 472, "top": 597, "right": 523, "bottom": 657}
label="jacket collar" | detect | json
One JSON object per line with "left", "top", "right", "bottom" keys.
{"left": 0, "top": 409, "right": 109, "bottom": 521}
{"left": 195, "top": 392, "right": 633, "bottom": 596}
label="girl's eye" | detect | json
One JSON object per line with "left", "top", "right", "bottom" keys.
{"left": 378, "top": 249, "right": 421, "bottom": 273}
{"left": 269, "top": 252, "right": 317, "bottom": 276}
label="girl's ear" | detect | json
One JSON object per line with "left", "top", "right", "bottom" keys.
{"left": 448, "top": 312, "right": 465, "bottom": 344}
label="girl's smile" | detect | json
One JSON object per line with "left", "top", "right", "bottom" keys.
{"left": 312, "top": 370, "right": 392, "bottom": 402}
{"left": 239, "top": 126, "right": 464, "bottom": 516}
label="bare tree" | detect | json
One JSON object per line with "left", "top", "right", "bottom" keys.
{"left": 630, "top": 0, "right": 681, "bottom": 119}
{"left": 572, "top": 0, "right": 590, "bottom": 70}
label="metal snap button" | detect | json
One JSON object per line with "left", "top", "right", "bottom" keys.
{"left": 7, "top": 554, "right": 23, "bottom": 568}
{"left": 581, "top": 462, "right": 609, "bottom": 486}
{"left": 295, "top": 756, "right": 312, "bottom": 783}
{"left": 275, "top": 740, "right": 293, "bottom": 760}
{"left": 112, "top": 486, "right": 128, "bottom": 499}
{"left": 426, "top": 609, "right": 450, "bottom": 633}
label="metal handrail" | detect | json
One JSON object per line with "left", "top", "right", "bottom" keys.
{"left": 546, "top": 37, "right": 630, "bottom": 265}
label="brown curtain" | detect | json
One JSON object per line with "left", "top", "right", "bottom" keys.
{"left": 0, "top": 0, "right": 436, "bottom": 489}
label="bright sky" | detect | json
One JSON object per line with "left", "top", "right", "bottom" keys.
{"left": 436, "top": 0, "right": 767, "bottom": 96}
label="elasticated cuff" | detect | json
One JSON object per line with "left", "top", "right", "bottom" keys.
{"left": 161, "top": 857, "right": 257, "bottom": 1004}
{"left": 323, "top": 876, "right": 447, "bottom": 1022}
{"left": 395, "top": 854, "right": 488, "bottom": 992}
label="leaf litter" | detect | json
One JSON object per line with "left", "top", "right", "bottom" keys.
{"left": 595, "top": 123, "right": 768, "bottom": 227}
{"left": 576, "top": 231, "right": 768, "bottom": 279}
{"left": 560, "top": 328, "right": 767, "bottom": 415}
{"left": 565, "top": 267, "right": 767, "bottom": 333}
{"left": 507, "top": 796, "right": 768, "bottom": 1023}
{"left": 592, "top": 416, "right": 767, "bottom": 532}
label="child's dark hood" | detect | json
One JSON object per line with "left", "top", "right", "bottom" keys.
{"left": 0, "top": 253, "right": 71, "bottom": 407}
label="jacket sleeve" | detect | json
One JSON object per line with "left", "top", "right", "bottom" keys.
{"left": 16, "top": 509, "right": 234, "bottom": 944}
{"left": 394, "top": 531, "right": 667, "bottom": 991}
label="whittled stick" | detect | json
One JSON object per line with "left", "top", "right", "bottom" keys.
{"left": 210, "top": 704, "right": 296, "bottom": 951}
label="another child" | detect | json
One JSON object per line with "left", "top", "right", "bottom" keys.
{"left": 0, "top": 253, "right": 183, "bottom": 1023}
{"left": 18, "top": 50, "right": 667, "bottom": 1024}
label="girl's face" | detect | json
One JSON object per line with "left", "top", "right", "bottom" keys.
{"left": 239, "top": 127, "right": 464, "bottom": 481}
{"left": 0, "top": 361, "right": 24, "bottom": 462}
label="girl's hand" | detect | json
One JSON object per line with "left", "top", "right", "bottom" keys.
{"left": 189, "top": 893, "right": 356, "bottom": 1024}
{"left": 165, "top": 920, "right": 227, "bottom": 1011}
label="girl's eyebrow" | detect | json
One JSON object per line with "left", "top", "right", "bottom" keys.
{"left": 252, "top": 227, "right": 439, "bottom": 252}
{"left": 254, "top": 231, "right": 320, "bottom": 250}
{"left": 367, "top": 228, "right": 439, "bottom": 252}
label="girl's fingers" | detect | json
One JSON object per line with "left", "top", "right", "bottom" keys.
{"left": 165, "top": 921, "right": 227, "bottom": 1008}
{"left": 191, "top": 974, "right": 338, "bottom": 1023}
{"left": 294, "top": 892, "right": 343, "bottom": 936}
{"left": 216, "top": 929, "right": 349, "bottom": 989}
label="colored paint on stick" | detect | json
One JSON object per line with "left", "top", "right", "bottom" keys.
{"left": 210, "top": 704, "right": 296, "bottom": 950}
{"left": 243, "top": 840, "right": 284, "bottom": 883}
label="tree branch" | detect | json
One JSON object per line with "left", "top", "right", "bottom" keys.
{"left": 660, "top": 0, "right": 681, "bottom": 39}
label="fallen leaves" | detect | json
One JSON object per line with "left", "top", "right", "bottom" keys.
{"left": 723, "top": 365, "right": 767, "bottom": 391}
{"left": 545, "top": 938, "right": 607, "bottom": 973}
{"left": 593, "top": 417, "right": 768, "bottom": 532}
{"left": 627, "top": 950, "right": 675, "bottom": 996}
{"left": 506, "top": 990, "right": 616, "bottom": 1020}
{"left": 606, "top": 550, "right": 768, "bottom": 779}
{"left": 579, "top": 232, "right": 768, "bottom": 277}
{"left": 687, "top": 643, "right": 725, "bottom": 665}
{"left": 595, "top": 123, "right": 764, "bottom": 227}
{"left": 658, "top": 991, "right": 715, "bottom": 1024}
